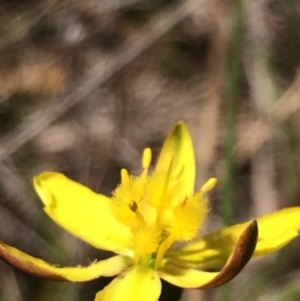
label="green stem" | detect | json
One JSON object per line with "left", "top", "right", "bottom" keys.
{"left": 222, "top": 0, "right": 244, "bottom": 228}
{"left": 219, "top": 1, "right": 244, "bottom": 300}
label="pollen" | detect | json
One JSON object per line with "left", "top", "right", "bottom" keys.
{"left": 121, "top": 168, "right": 130, "bottom": 186}
{"left": 132, "top": 223, "right": 161, "bottom": 264}
{"left": 201, "top": 178, "right": 217, "bottom": 193}
{"left": 142, "top": 148, "right": 152, "bottom": 169}
{"left": 166, "top": 193, "right": 208, "bottom": 241}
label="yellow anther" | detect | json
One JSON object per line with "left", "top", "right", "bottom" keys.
{"left": 121, "top": 169, "right": 130, "bottom": 185}
{"left": 201, "top": 177, "right": 217, "bottom": 192}
{"left": 142, "top": 148, "right": 152, "bottom": 169}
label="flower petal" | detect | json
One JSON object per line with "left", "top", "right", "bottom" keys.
{"left": 252, "top": 207, "right": 300, "bottom": 256}
{"left": 159, "top": 221, "right": 258, "bottom": 289}
{"left": 154, "top": 121, "right": 195, "bottom": 195}
{"left": 0, "top": 241, "right": 130, "bottom": 281}
{"left": 33, "top": 172, "right": 131, "bottom": 253}
{"left": 167, "top": 207, "right": 300, "bottom": 269}
{"left": 95, "top": 266, "right": 161, "bottom": 301}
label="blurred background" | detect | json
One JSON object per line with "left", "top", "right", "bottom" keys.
{"left": 0, "top": 0, "right": 300, "bottom": 300}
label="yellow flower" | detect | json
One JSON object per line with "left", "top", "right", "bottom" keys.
{"left": 1, "top": 121, "right": 300, "bottom": 301}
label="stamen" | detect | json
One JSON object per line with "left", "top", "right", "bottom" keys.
{"left": 201, "top": 178, "right": 217, "bottom": 192}
{"left": 175, "top": 165, "right": 184, "bottom": 180}
{"left": 132, "top": 219, "right": 160, "bottom": 265}
{"left": 160, "top": 158, "right": 174, "bottom": 203}
{"left": 142, "top": 148, "right": 152, "bottom": 169}
{"left": 154, "top": 234, "right": 176, "bottom": 269}
{"left": 121, "top": 169, "right": 130, "bottom": 185}
{"left": 180, "top": 197, "right": 188, "bottom": 207}
{"left": 136, "top": 148, "right": 151, "bottom": 194}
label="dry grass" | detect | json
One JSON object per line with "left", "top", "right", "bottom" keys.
{"left": 0, "top": 0, "right": 300, "bottom": 300}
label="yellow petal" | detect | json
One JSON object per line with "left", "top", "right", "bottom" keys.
{"left": 154, "top": 121, "right": 195, "bottom": 196}
{"left": 168, "top": 207, "right": 300, "bottom": 269}
{"left": 160, "top": 221, "right": 258, "bottom": 289}
{"left": 0, "top": 241, "right": 130, "bottom": 282}
{"left": 95, "top": 266, "right": 161, "bottom": 301}
{"left": 33, "top": 172, "right": 131, "bottom": 253}
{"left": 253, "top": 207, "right": 300, "bottom": 256}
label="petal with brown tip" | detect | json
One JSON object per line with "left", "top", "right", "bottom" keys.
{"left": 0, "top": 242, "right": 130, "bottom": 282}
{"left": 159, "top": 220, "right": 258, "bottom": 289}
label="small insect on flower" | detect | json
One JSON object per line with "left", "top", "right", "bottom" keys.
{"left": 1, "top": 121, "right": 300, "bottom": 301}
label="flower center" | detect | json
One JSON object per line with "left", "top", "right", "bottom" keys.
{"left": 111, "top": 148, "right": 216, "bottom": 269}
